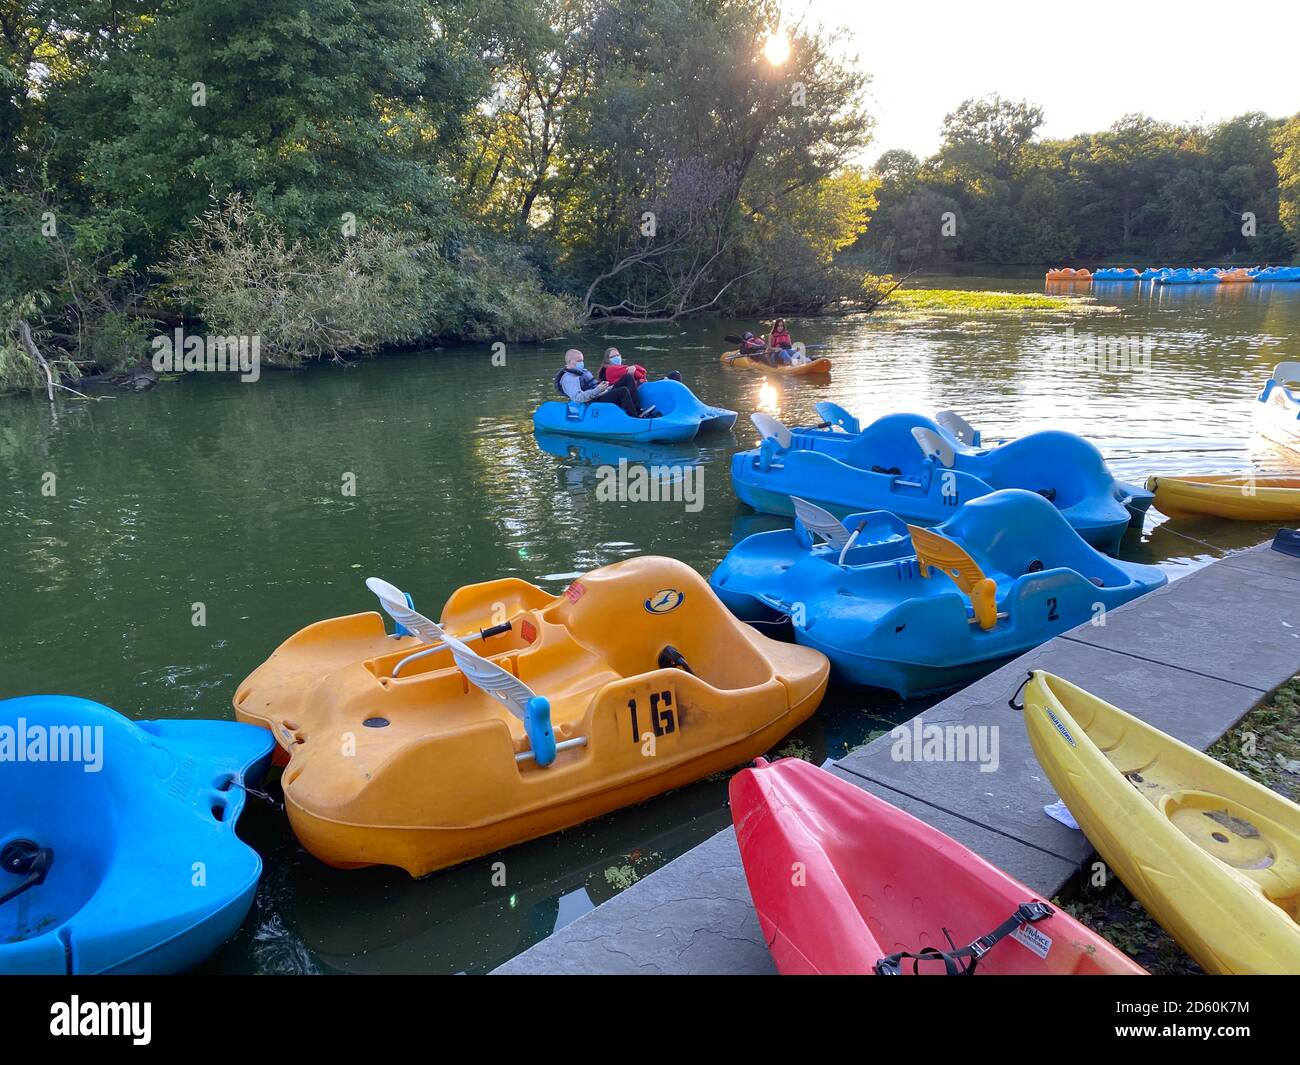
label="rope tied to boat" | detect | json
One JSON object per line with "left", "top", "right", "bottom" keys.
{"left": 873, "top": 901, "right": 1056, "bottom": 975}
{"left": 1150, "top": 521, "right": 1231, "bottom": 558}
{"left": 225, "top": 777, "right": 284, "bottom": 812}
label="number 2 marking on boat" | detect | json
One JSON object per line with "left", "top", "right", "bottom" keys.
{"left": 1046, "top": 597, "right": 1059, "bottom": 621}
{"left": 628, "top": 690, "right": 675, "bottom": 743}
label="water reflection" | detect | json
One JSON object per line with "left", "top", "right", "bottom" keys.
{"left": 3, "top": 271, "right": 1299, "bottom": 973}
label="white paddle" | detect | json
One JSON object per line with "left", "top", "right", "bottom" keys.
{"left": 366, "top": 577, "right": 565, "bottom": 766}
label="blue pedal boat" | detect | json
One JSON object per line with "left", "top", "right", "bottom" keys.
{"left": 709, "top": 490, "right": 1167, "bottom": 698}
{"left": 0, "top": 695, "right": 274, "bottom": 974}
{"left": 533, "top": 378, "right": 736, "bottom": 443}
{"left": 731, "top": 411, "right": 1151, "bottom": 555}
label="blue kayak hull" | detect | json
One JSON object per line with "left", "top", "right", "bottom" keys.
{"left": 0, "top": 697, "right": 274, "bottom": 974}
{"left": 533, "top": 378, "right": 735, "bottom": 443}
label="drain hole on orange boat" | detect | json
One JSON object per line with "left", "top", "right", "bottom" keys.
{"left": 364, "top": 717, "right": 390, "bottom": 728}
{"left": 1211, "top": 832, "right": 1229, "bottom": 843}
{"left": 282, "top": 720, "right": 299, "bottom": 731}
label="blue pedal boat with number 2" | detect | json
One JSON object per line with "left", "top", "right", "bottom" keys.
{"left": 709, "top": 490, "right": 1166, "bottom": 698}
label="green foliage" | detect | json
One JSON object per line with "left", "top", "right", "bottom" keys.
{"left": 435, "top": 242, "right": 579, "bottom": 342}
{"left": 502, "top": 0, "right": 876, "bottom": 321}
{"left": 160, "top": 197, "right": 576, "bottom": 364}
{"left": 1206, "top": 676, "right": 1300, "bottom": 802}
{"left": 82, "top": 311, "right": 150, "bottom": 374}
{"left": 0, "top": 294, "right": 84, "bottom": 393}
{"left": 1276, "top": 116, "right": 1300, "bottom": 256}
{"left": 864, "top": 98, "right": 1300, "bottom": 267}
{"left": 4, "top": 0, "right": 876, "bottom": 390}
{"left": 24, "top": 3, "right": 1295, "bottom": 392}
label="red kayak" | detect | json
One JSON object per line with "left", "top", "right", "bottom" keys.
{"left": 730, "top": 758, "right": 1146, "bottom": 975}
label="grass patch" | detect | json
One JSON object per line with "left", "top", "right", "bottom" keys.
{"left": 1059, "top": 675, "right": 1300, "bottom": 973}
{"left": 880, "top": 288, "right": 1118, "bottom": 316}
{"left": 1207, "top": 677, "right": 1300, "bottom": 803}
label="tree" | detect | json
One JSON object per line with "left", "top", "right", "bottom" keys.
{"left": 1274, "top": 114, "right": 1300, "bottom": 259}
{"left": 938, "top": 95, "right": 1045, "bottom": 182}
{"left": 547, "top": 0, "right": 874, "bottom": 321}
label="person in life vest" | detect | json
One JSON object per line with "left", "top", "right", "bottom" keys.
{"left": 554, "top": 348, "right": 658, "bottom": 417}
{"left": 737, "top": 332, "right": 767, "bottom": 356}
{"left": 763, "top": 319, "right": 795, "bottom": 367}
{"left": 597, "top": 347, "right": 648, "bottom": 386}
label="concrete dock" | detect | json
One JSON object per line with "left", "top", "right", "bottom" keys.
{"left": 494, "top": 541, "right": 1300, "bottom": 975}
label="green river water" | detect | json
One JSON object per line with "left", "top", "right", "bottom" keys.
{"left": 2, "top": 272, "right": 1298, "bottom": 972}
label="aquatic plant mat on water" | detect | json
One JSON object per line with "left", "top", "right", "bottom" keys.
{"left": 880, "top": 288, "right": 1121, "bottom": 317}
{"left": 1058, "top": 675, "right": 1300, "bottom": 974}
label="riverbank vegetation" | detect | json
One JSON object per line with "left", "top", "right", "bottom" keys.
{"left": 5, "top": 3, "right": 1299, "bottom": 394}
{"left": 863, "top": 99, "right": 1300, "bottom": 270}
{"left": 1, "top": 0, "right": 880, "bottom": 391}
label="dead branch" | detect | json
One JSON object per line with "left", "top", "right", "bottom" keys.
{"left": 18, "top": 320, "right": 55, "bottom": 402}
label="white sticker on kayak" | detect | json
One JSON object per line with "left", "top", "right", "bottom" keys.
{"left": 1011, "top": 923, "right": 1053, "bottom": 959}
{"left": 1044, "top": 707, "right": 1076, "bottom": 747}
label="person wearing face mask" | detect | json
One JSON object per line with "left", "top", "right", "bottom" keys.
{"left": 597, "top": 347, "right": 648, "bottom": 387}
{"left": 554, "top": 348, "right": 658, "bottom": 418}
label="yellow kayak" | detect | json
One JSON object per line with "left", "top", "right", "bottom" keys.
{"left": 1147, "top": 473, "right": 1300, "bottom": 521}
{"left": 235, "top": 556, "right": 829, "bottom": 876}
{"left": 1023, "top": 671, "right": 1300, "bottom": 975}
{"left": 720, "top": 351, "right": 832, "bottom": 376}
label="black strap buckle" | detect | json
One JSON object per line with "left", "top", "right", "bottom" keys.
{"left": 871, "top": 900, "right": 1055, "bottom": 976}
{"left": 1019, "top": 901, "right": 1054, "bottom": 922}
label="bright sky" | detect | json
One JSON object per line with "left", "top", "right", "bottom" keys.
{"left": 804, "top": 0, "right": 1300, "bottom": 165}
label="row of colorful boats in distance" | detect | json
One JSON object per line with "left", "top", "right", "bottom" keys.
{"left": 9, "top": 366, "right": 1300, "bottom": 975}
{"left": 1047, "top": 264, "right": 1300, "bottom": 283}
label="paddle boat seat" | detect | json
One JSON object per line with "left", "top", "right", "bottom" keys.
{"left": 907, "top": 524, "right": 1000, "bottom": 630}
{"left": 1255, "top": 363, "right": 1300, "bottom": 454}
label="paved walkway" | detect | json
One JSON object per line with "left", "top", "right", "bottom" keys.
{"left": 494, "top": 542, "right": 1300, "bottom": 974}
